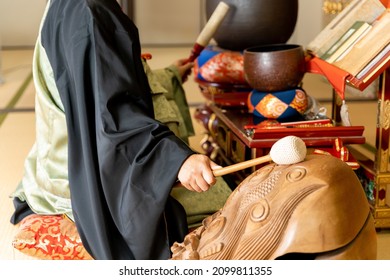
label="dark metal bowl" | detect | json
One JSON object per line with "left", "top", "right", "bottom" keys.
{"left": 206, "top": 0, "right": 298, "bottom": 51}
{"left": 243, "top": 44, "right": 306, "bottom": 92}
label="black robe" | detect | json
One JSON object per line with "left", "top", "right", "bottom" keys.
{"left": 29, "top": 0, "right": 194, "bottom": 259}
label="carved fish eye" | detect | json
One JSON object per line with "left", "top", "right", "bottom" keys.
{"left": 286, "top": 167, "right": 307, "bottom": 182}
{"left": 250, "top": 199, "right": 270, "bottom": 222}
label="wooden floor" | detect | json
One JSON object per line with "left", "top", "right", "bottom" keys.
{"left": 1, "top": 48, "right": 389, "bottom": 260}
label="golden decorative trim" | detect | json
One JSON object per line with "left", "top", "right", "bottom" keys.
{"left": 207, "top": 113, "right": 217, "bottom": 139}
{"left": 374, "top": 218, "right": 390, "bottom": 228}
{"left": 377, "top": 175, "right": 390, "bottom": 184}
{"left": 381, "top": 99, "right": 390, "bottom": 130}
{"left": 376, "top": 209, "right": 390, "bottom": 219}
{"left": 378, "top": 148, "right": 389, "bottom": 172}
{"left": 322, "top": 0, "right": 351, "bottom": 14}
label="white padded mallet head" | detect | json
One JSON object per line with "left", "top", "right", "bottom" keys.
{"left": 270, "top": 135, "right": 307, "bottom": 165}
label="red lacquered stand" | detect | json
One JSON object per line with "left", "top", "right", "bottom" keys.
{"left": 306, "top": 42, "right": 390, "bottom": 228}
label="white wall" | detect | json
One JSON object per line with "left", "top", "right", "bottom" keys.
{"left": 289, "top": 0, "right": 324, "bottom": 46}
{"left": 0, "top": 0, "right": 325, "bottom": 48}
{"left": 134, "top": 0, "right": 202, "bottom": 45}
{"left": 0, "top": 0, "right": 47, "bottom": 47}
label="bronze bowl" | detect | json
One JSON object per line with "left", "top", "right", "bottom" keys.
{"left": 243, "top": 44, "right": 306, "bottom": 92}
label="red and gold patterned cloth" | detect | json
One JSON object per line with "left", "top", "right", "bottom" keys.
{"left": 12, "top": 214, "right": 93, "bottom": 260}
{"left": 194, "top": 45, "right": 248, "bottom": 85}
{"left": 247, "top": 88, "right": 308, "bottom": 119}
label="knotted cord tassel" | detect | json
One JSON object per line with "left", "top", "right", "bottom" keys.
{"left": 340, "top": 99, "right": 352, "bottom": 126}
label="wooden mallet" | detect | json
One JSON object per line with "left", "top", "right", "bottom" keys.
{"left": 213, "top": 136, "right": 307, "bottom": 177}
{"left": 182, "top": 2, "right": 230, "bottom": 80}
{"left": 187, "top": 1, "right": 230, "bottom": 62}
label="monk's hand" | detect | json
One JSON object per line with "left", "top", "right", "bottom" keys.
{"left": 171, "top": 58, "right": 194, "bottom": 83}
{"left": 177, "top": 154, "right": 220, "bottom": 192}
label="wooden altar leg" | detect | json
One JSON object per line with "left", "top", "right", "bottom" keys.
{"left": 374, "top": 68, "right": 390, "bottom": 228}
{"left": 331, "top": 90, "right": 342, "bottom": 125}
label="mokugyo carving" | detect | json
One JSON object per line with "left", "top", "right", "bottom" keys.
{"left": 171, "top": 154, "right": 377, "bottom": 260}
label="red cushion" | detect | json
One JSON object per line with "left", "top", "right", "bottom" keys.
{"left": 12, "top": 214, "right": 93, "bottom": 260}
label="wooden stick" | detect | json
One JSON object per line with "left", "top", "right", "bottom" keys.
{"left": 197, "top": 2, "right": 230, "bottom": 47}
{"left": 213, "top": 154, "right": 272, "bottom": 177}
{"left": 187, "top": 1, "right": 230, "bottom": 62}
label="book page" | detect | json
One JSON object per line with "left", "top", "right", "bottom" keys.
{"left": 307, "top": 0, "right": 385, "bottom": 57}
{"left": 333, "top": 12, "right": 390, "bottom": 76}
{"left": 330, "top": 24, "right": 372, "bottom": 63}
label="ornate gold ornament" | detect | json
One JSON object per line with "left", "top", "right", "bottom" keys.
{"left": 322, "top": 0, "right": 352, "bottom": 14}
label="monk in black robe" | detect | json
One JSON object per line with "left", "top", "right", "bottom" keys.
{"left": 11, "top": 0, "right": 220, "bottom": 260}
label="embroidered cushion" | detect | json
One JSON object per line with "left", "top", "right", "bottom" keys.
{"left": 247, "top": 88, "right": 308, "bottom": 119}
{"left": 194, "top": 45, "right": 248, "bottom": 85}
{"left": 12, "top": 214, "right": 93, "bottom": 260}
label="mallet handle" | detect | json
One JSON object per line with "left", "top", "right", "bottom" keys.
{"left": 213, "top": 154, "right": 272, "bottom": 177}
{"left": 187, "top": 1, "right": 230, "bottom": 62}
{"left": 196, "top": 1, "right": 230, "bottom": 47}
